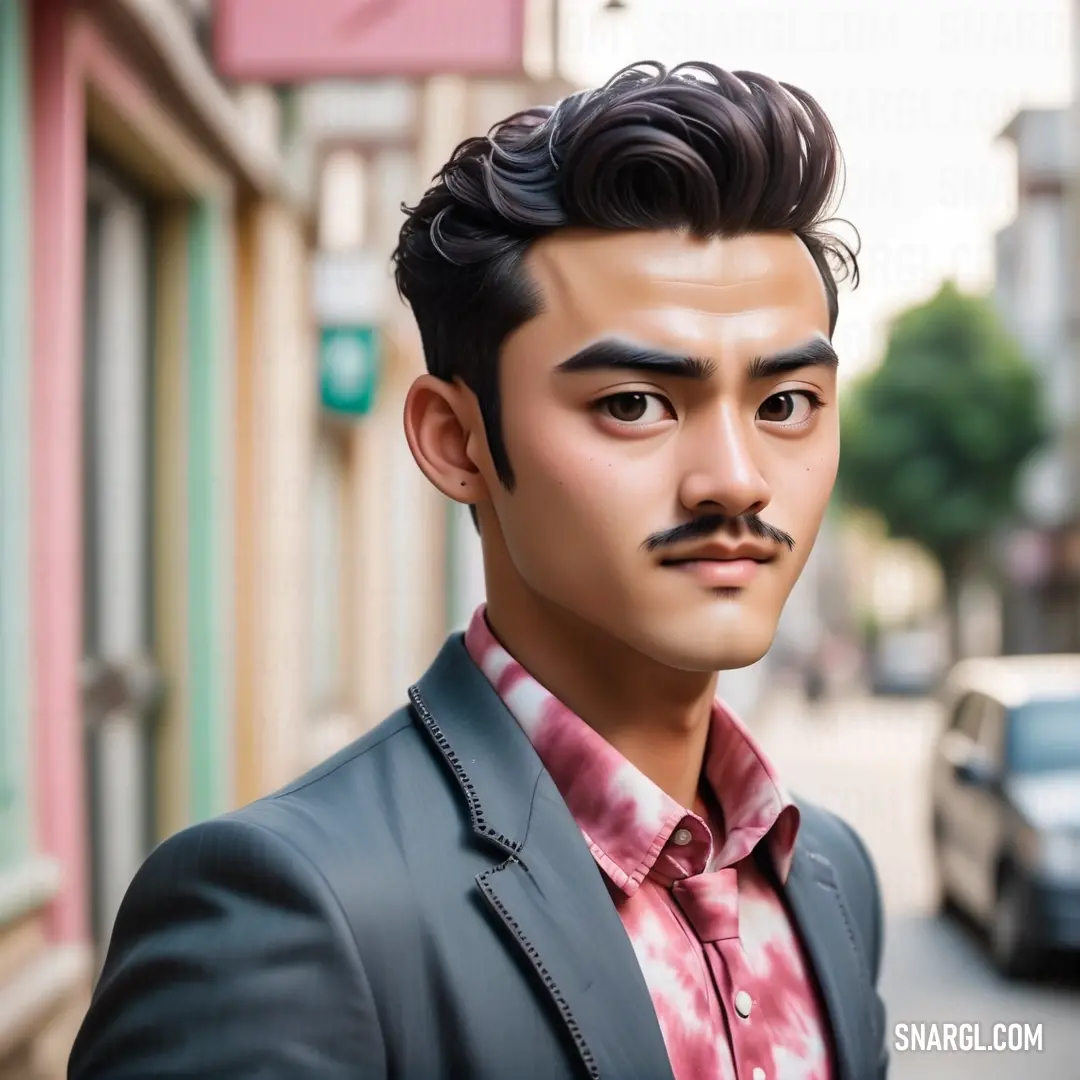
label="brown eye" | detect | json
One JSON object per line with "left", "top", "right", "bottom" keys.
{"left": 757, "top": 391, "right": 819, "bottom": 426}
{"left": 606, "top": 393, "right": 649, "bottom": 422}
{"left": 759, "top": 392, "right": 797, "bottom": 422}
{"left": 598, "top": 392, "right": 671, "bottom": 426}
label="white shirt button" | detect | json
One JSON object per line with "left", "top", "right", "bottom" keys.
{"left": 752, "top": 1069, "right": 766, "bottom": 1080}
{"left": 734, "top": 989, "right": 753, "bottom": 1018}
{"left": 671, "top": 827, "right": 693, "bottom": 846}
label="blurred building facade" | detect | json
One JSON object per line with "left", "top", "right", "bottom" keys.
{"left": 1, "top": 0, "right": 586, "bottom": 1074}
{"left": 993, "top": 108, "right": 1080, "bottom": 654}
{"left": 3, "top": 0, "right": 318, "bottom": 1072}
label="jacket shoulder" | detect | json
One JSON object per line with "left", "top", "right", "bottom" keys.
{"left": 218, "top": 704, "right": 468, "bottom": 916}
{"left": 118, "top": 705, "right": 430, "bottom": 908}
{"left": 230, "top": 703, "right": 443, "bottom": 853}
{"left": 272, "top": 705, "right": 420, "bottom": 798}
{"left": 71, "top": 787, "right": 388, "bottom": 1076}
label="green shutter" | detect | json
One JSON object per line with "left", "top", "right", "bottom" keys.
{"left": 187, "top": 199, "right": 232, "bottom": 821}
{"left": 0, "top": 0, "right": 32, "bottom": 869}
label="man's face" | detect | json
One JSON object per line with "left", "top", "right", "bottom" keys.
{"left": 478, "top": 228, "right": 838, "bottom": 672}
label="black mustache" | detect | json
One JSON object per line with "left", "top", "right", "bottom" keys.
{"left": 642, "top": 513, "right": 795, "bottom": 553}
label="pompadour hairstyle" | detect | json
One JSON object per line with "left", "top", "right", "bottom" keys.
{"left": 392, "top": 60, "right": 858, "bottom": 496}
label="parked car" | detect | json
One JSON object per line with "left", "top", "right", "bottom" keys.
{"left": 930, "top": 655, "right": 1080, "bottom": 976}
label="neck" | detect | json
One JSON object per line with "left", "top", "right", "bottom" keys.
{"left": 484, "top": 581, "right": 717, "bottom": 811}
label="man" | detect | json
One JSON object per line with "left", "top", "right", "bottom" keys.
{"left": 70, "top": 62, "right": 888, "bottom": 1079}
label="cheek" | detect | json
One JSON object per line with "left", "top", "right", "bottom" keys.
{"left": 513, "top": 433, "right": 655, "bottom": 538}
{"left": 511, "top": 405, "right": 659, "bottom": 510}
{"left": 498, "top": 415, "right": 668, "bottom": 570}
{"left": 776, "top": 442, "right": 838, "bottom": 535}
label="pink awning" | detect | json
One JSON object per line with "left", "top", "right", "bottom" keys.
{"left": 213, "top": 0, "right": 529, "bottom": 80}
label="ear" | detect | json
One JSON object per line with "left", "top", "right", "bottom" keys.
{"left": 403, "top": 374, "right": 489, "bottom": 504}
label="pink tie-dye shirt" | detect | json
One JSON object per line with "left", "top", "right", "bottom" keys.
{"left": 465, "top": 606, "right": 833, "bottom": 1080}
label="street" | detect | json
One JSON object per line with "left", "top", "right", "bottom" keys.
{"left": 752, "top": 689, "right": 1080, "bottom": 1079}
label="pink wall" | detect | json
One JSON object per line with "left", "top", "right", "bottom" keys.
{"left": 31, "top": 0, "right": 88, "bottom": 943}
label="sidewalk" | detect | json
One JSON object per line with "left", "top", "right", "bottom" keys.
{"left": 752, "top": 687, "right": 942, "bottom": 918}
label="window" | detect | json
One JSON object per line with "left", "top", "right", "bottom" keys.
{"left": 975, "top": 699, "right": 1007, "bottom": 766}
{"left": 318, "top": 149, "right": 368, "bottom": 252}
{"left": 950, "top": 693, "right": 985, "bottom": 740}
{"left": 1007, "top": 698, "right": 1080, "bottom": 774}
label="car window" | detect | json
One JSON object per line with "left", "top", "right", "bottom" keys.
{"left": 975, "top": 698, "right": 1006, "bottom": 765}
{"left": 950, "top": 692, "right": 985, "bottom": 740}
{"left": 1006, "top": 698, "right": 1080, "bottom": 774}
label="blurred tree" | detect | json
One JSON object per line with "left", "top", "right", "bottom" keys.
{"left": 838, "top": 281, "right": 1047, "bottom": 661}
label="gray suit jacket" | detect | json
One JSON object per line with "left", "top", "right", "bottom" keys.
{"left": 70, "top": 634, "right": 889, "bottom": 1079}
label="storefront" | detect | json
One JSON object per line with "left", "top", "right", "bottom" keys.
{"left": 1, "top": 1, "right": 313, "bottom": 1072}
{"left": 32, "top": 0, "right": 236, "bottom": 954}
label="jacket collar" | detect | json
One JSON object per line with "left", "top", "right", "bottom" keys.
{"left": 411, "top": 633, "right": 545, "bottom": 858}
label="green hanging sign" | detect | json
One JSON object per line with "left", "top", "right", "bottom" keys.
{"left": 319, "top": 325, "right": 380, "bottom": 418}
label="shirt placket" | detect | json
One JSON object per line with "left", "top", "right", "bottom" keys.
{"left": 709, "top": 940, "right": 776, "bottom": 1080}
{"left": 673, "top": 870, "right": 777, "bottom": 1080}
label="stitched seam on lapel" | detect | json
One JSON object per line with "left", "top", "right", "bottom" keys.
{"left": 820, "top": 864, "right": 885, "bottom": 1047}
{"left": 816, "top": 876, "right": 872, "bottom": 991}
{"left": 478, "top": 861, "right": 601, "bottom": 1080}
{"left": 816, "top": 873, "right": 876, "bottom": 1075}
{"left": 409, "top": 684, "right": 522, "bottom": 857}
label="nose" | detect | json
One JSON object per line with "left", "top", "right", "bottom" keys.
{"left": 676, "top": 404, "right": 770, "bottom": 518}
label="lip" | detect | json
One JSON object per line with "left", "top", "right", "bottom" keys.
{"left": 659, "top": 540, "right": 778, "bottom": 563}
{"left": 663, "top": 557, "right": 765, "bottom": 588}
{"left": 658, "top": 543, "right": 777, "bottom": 590}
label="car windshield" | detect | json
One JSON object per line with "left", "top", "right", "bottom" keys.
{"left": 1008, "top": 699, "right": 1080, "bottom": 774}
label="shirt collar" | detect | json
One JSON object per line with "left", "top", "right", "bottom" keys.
{"left": 464, "top": 605, "right": 800, "bottom": 893}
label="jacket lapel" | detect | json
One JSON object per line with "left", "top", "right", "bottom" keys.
{"left": 780, "top": 837, "right": 876, "bottom": 1080}
{"left": 479, "top": 779, "right": 676, "bottom": 1080}
{"left": 412, "top": 637, "right": 673, "bottom": 1080}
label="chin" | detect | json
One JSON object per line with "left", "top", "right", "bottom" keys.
{"left": 636, "top": 622, "right": 777, "bottom": 674}
{"left": 678, "top": 643, "right": 772, "bottom": 673}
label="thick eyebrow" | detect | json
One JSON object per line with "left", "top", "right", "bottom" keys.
{"left": 555, "top": 340, "right": 716, "bottom": 380}
{"left": 555, "top": 336, "right": 837, "bottom": 382}
{"left": 747, "top": 338, "right": 838, "bottom": 380}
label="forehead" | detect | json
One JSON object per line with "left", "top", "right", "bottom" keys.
{"left": 514, "top": 229, "right": 830, "bottom": 362}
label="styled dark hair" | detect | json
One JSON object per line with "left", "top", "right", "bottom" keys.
{"left": 393, "top": 60, "right": 858, "bottom": 496}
